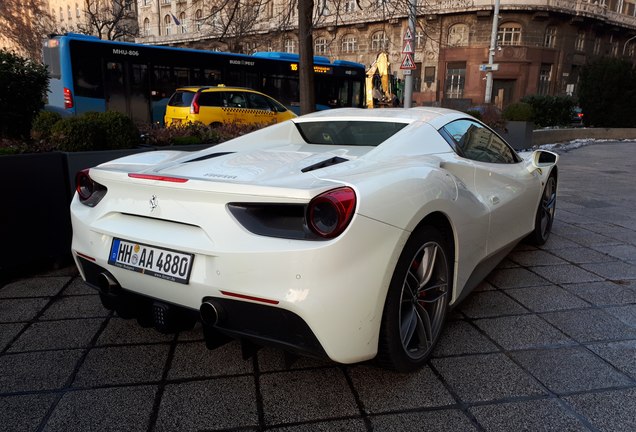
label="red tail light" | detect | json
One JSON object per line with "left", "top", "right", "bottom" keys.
{"left": 307, "top": 187, "right": 356, "bottom": 239}
{"left": 190, "top": 92, "right": 201, "bottom": 114}
{"left": 76, "top": 169, "right": 107, "bottom": 207}
{"left": 64, "top": 87, "right": 74, "bottom": 109}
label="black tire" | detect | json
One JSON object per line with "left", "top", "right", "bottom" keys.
{"left": 527, "top": 173, "right": 557, "bottom": 246}
{"left": 377, "top": 226, "right": 451, "bottom": 372}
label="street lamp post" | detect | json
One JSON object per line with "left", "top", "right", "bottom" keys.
{"left": 403, "top": 0, "right": 417, "bottom": 108}
{"left": 484, "top": 0, "right": 501, "bottom": 104}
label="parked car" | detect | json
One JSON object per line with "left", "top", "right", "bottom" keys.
{"left": 71, "top": 107, "right": 558, "bottom": 372}
{"left": 164, "top": 86, "right": 296, "bottom": 127}
{"left": 571, "top": 106, "right": 585, "bottom": 127}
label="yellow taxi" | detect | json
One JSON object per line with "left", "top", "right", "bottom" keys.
{"left": 164, "top": 86, "right": 296, "bottom": 127}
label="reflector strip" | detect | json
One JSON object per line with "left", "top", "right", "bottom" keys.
{"left": 128, "top": 173, "right": 189, "bottom": 183}
{"left": 76, "top": 251, "right": 96, "bottom": 261}
{"left": 220, "top": 290, "right": 280, "bottom": 305}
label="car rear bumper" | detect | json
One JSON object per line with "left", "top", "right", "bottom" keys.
{"left": 71, "top": 198, "right": 407, "bottom": 364}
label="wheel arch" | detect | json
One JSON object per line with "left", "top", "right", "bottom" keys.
{"left": 412, "top": 211, "right": 457, "bottom": 297}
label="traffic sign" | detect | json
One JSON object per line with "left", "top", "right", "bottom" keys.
{"left": 402, "top": 40, "right": 414, "bottom": 54}
{"left": 400, "top": 53, "right": 416, "bottom": 70}
{"left": 479, "top": 63, "right": 499, "bottom": 72}
{"left": 404, "top": 28, "right": 413, "bottom": 41}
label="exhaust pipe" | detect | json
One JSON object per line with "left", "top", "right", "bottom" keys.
{"left": 97, "top": 272, "right": 119, "bottom": 294}
{"left": 200, "top": 298, "right": 225, "bottom": 326}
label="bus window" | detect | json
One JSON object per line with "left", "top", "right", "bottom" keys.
{"left": 130, "top": 64, "right": 150, "bottom": 123}
{"left": 352, "top": 80, "right": 362, "bottom": 107}
{"left": 105, "top": 62, "right": 126, "bottom": 114}
{"left": 174, "top": 67, "right": 189, "bottom": 86}
{"left": 244, "top": 72, "right": 259, "bottom": 90}
{"left": 227, "top": 70, "right": 241, "bottom": 87}
{"left": 203, "top": 69, "right": 222, "bottom": 85}
{"left": 152, "top": 65, "right": 173, "bottom": 100}
{"left": 43, "top": 44, "right": 61, "bottom": 79}
{"left": 73, "top": 55, "right": 103, "bottom": 98}
{"left": 338, "top": 81, "right": 350, "bottom": 108}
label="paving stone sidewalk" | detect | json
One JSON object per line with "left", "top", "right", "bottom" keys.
{"left": 1, "top": 141, "right": 635, "bottom": 432}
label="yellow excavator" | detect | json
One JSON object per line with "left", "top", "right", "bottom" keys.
{"left": 366, "top": 52, "right": 391, "bottom": 108}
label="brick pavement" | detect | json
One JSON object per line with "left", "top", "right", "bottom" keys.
{"left": 1, "top": 141, "right": 635, "bottom": 432}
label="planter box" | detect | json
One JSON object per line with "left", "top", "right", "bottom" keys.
{"left": 0, "top": 152, "right": 71, "bottom": 280}
{"left": 1, "top": 144, "right": 213, "bottom": 281}
{"left": 499, "top": 121, "right": 534, "bottom": 150}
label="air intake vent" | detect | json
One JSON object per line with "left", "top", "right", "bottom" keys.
{"left": 186, "top": 152, "right": 234, "bottom": 163}
{"left": 301, "top": 156, "right": 348, "bottom": 173}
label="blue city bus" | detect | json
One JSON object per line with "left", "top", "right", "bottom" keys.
{"left": 43, "top": 33, "right": 366, "bottom": 124}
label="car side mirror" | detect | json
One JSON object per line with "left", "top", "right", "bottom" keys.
{"left": 527, "top": 150, "right": 558, "bottom": 174}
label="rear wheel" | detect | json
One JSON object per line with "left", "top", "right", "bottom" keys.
{"left": 377, "top": 226, "right": 451, "bottom": 372}
{"left": 528, "top": 173, "right": 557, "bottom": 245}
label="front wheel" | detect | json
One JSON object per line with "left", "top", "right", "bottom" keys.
{"left": 377, "top": 226, "right": 451, "bottom": 372}
{"left": 527, "top": 173, "right": 557, "bottom": 245}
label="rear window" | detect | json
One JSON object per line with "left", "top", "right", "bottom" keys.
{"left": 296, "top": 121, "right": 407, "bottom": 146}
{"left": 168, "top": 91, "right": 195, "bottom": 107}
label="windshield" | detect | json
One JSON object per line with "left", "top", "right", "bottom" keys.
{"left": 295, "top": 121, "right": 407, "bottom": 146}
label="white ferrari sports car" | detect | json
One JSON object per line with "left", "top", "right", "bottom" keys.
{"left": 71, "top": 107, "right": 558, "bottom": 371}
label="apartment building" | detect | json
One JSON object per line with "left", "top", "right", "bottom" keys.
{"left": 137, "top": 1, "right": 636, "bottom": 107}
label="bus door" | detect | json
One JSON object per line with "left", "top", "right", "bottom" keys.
{"left": 105, "top": 61, "right": 151, "bottom": 123}
{"left": 105, "top": 61, "right": 127, "bottom": 115}
{"left": 129, "top": 64, "right": 151, "bottom": 124}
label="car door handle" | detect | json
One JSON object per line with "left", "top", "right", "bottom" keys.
{"left": 490, "top": 196, "right": 500, "bottom": 205}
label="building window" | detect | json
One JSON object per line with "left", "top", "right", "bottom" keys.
{"left": 416, "top": 30, "right": 424, "bottom": 49}
{"left": 593, "top": 36, "right": 601, "bottom": 55}
{"left": 195, "top": 9, "right": 202, "bottom": 31}
{"left": 445, "top": 62, "right": 466, "bottom": 99}
{"left": 67, "top": 5, "right": 72, "bottom": 19}
{"left": 163, "top": 0, "right": 171, "bottom": 4}
{"left": 285, "top": 39, "right": 296, "bottom": 53}
{"left": 371, "top": 31, "right": 389, "bottom": 50}
{"left": 315, "top": 37, "right": 327, "bottom": 55}
{"left": 498, "top": 22, "right": 521, "bottom": 46}
{"left": 143, "top": 18, "right": 150, "bottom": 37}
{"left": 60, "top": 7, "right": 64, "bottom": 21}
{"left": 76, "top": 3, "right": 80, "bottom": 18}
{"left": 575, "top": 30, "right": 585, "bottom": 51}
{"left": 341, "top": 35, "right": 357, "bottom": 53}
{"left": 448, "top": 23, "right": 469, "bottom": 46}
{"left": 164, "top": 14, "right": 172, "bottom": 35}
{"left": 344, "top": 0, "right": 356, "bottom": 13}
{"left": 124, "top": 0, "right": 133, "bottom": 11}
{"left": 627, "top": 41, "right": 636, "bottom": 57}
{"left": 179, "top": 12, "right": 187, "bottom": 33}
{"left": 610, "top": 34, "right": 618, "bottom": 56}
{"left": 143, "top": 0, "right": 151, "bottom": 5}
{"left": 544, "top": 26, "right": 556, "bottom": 48}
{"left": 538, "top": 64, "right": 552, "bottom": 95}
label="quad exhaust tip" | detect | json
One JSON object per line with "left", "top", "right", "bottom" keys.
{"left": 200, "top": 298, "right": 224, "bottom": 326}
{"left": 97, "top": 272, "right": 119, "bottom": 294}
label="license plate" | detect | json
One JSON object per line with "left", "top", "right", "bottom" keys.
{"left": 108, "top": 238, "right": 194, "bottom": 284}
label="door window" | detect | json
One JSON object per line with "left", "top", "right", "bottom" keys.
{"left": 441, "top": 119, "right": 519, "bottom": 164}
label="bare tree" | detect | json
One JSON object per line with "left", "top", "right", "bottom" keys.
{"left": 78, "top": 0, "right": 139, "bottom": 41}
{"left": 194, "top": 1, "right": 297, "bottom": 53}
{"left": 0, "top": 0, "right": 54, "bottom": 60}
{"left": 299, "top": 0, "right": 316, "bottom": 114}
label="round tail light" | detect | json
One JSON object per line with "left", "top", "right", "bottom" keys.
{"left": 76, "top": 169, "right": 107, "bottom": 206}
{"left": 307, "top": 187, "right": 356, "bottom": 239}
